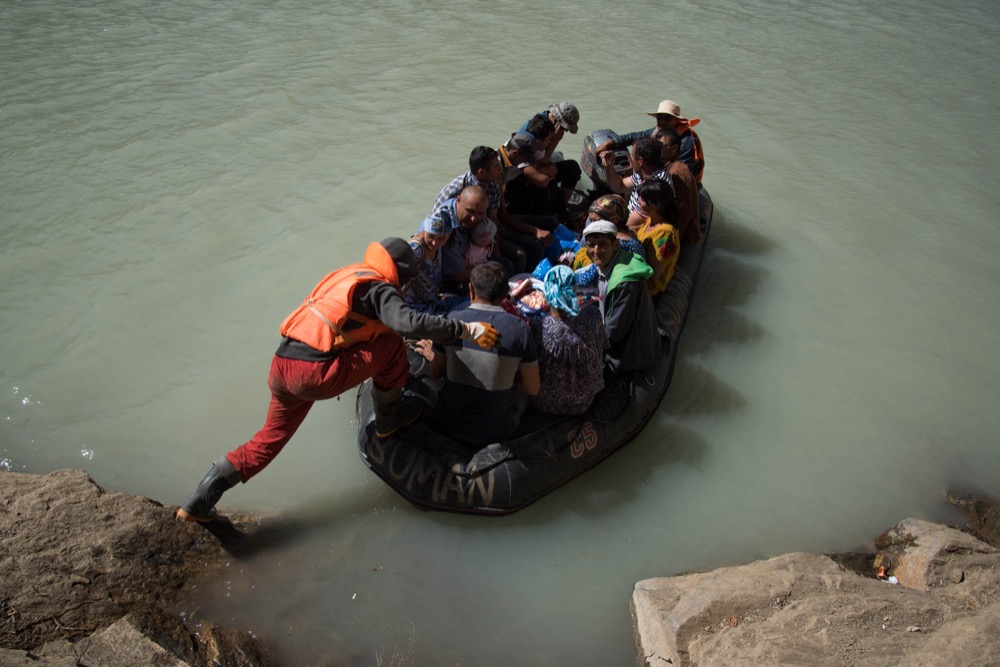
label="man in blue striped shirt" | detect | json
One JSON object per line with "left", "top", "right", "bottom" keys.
{"left": 600, "top": 137, "right": 675, "bottom": 231}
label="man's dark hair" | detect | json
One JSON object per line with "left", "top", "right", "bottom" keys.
{"left": 469, "top": 146, "right": 498, "bottom": 173}
{"left": 470, "top": 261, "right": 509, "bottom": 303}
{"left": 653, "top": 127, "right": 681, "bottom": 151}
{"left": 634, "top": 137, "right": 664, "bottom": 168}
{"left": 635, "top": 178, "right": 677, "bottom": 221}
{"left": 525, "top": 115, "right": 555, "bottom": 142}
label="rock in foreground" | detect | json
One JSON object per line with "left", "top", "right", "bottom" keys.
{"left": 0, "top": 469, "right": 274, "bottom": 666}
{"left": 632, "top": 518, "right": 1000, "bottom": 667}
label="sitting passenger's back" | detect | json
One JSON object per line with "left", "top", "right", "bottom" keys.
{"left": 429, "top": 262, "right": 539, "bottom": 445}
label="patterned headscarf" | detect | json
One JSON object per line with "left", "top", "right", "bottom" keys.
{"left": 543, "top": 265, "right": 580, "bottom": 317}
{"left": 587, "top": 194, "right": 629, "bottom": 229}
{"left": 420, "top": 212, "right": 452, "bottom": 236}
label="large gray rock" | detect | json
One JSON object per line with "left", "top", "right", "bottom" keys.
{"left": 632, "top": 520, "right": 1000, "bottom": 667}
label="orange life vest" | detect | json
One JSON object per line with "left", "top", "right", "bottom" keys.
{"left": 278, "top": 242, "right": 399, "bottom": 352}
{"left": 679, "top": 120, "right": 705, "bottom": 183}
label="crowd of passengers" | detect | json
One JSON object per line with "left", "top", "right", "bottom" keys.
{"left": 405, "top": 99, "right": 706, "bottom": 445}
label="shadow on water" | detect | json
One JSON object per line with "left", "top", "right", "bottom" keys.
{"left": 214, "top": 421, "right": 714, "bottom": 549}
{"left": 663, "top": 358, "right": 748, "bottom": 416}
{"left": 708, "top": 205, "right": 780, "bottom": 257}
{"left": 679, "top": 209, "right": 774, "bottom": 354}
{"left": 209, "top": 490, "right": 392, "bottom": 559}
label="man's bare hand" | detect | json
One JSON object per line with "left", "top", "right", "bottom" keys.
{"left": 411, "top": 339, "right": 435, "bottom": 361}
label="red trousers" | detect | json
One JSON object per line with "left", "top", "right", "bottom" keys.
{"left": 225, "top": 333, "right": 408, "bottom": 481}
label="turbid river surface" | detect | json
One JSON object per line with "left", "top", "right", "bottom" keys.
{"left": 2, "top": 0, "right": 998, "bottom": 663}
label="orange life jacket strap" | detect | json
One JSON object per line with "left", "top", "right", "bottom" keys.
{"left": 305, "top": 298, "right": 372, "bottom": 348}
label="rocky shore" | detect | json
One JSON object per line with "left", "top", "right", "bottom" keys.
{"left": 2, "top": 469, "right": 999, "bottom": 666}
{"left": 0, "top": 469, "right": 276, "bottom": 666}
{"left": 632, "top": 516, "right": 1000, "bottom": 666}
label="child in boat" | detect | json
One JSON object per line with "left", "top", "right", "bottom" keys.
{"left": 406, "top": 217, "right": 457, "bottom": 315}
{"left": 465, "top": 218, "right": 497, "bottom": 272}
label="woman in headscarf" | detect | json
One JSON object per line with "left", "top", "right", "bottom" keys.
{"left": 407, "top": 215, "right": 467, "bottom": 314}
{"left": 529, "top": 265, "right": 608, "bottom": 415}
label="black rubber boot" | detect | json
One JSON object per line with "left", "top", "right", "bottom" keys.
{"left": 372, "top": 386, "right": 422, "bottom": 438}
{"left": 176, "top": 456, "right": 242, "bottom": 522}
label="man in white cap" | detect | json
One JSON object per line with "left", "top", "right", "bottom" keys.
{"left": 580, "top": 220, "right": 659, "bottom": 377}
{"left": 594, "top": 99, "right": 705, "bottom": 182}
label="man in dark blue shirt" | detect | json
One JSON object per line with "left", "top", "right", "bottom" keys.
{"left": 423, "top": 261, "right": 540, "bottom": 445}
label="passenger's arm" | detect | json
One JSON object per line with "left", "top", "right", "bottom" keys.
{"left": 419, "top": 342, "right": 446, "bottom": 379}
{"left": 516, "top": 361, "right": 541, "bottom": 396}
{"left": 604, "top": 283, "right": 640, "bottom": 347}
{"left": 527, "top": 128, "right": 561, "bottom": 180}
{"left": 486, "top": 213, "right": 504, "bottom": 261}
{"left": 625, "top": 209, "right": 646, "bottom": 232}
{"left": 599, "top": 152, "right": 634, "bottom": 195}
{"left": 645, "top": 227, "right": 678, "bottom": 287}
{"left": 646, "top": 243, "right": 669, "bottom": 286}
{"left": 429, "top": 351, "right": 446, "bottom": 379}
{"left": 549, "top": 124, "right": 565, "bottom": 151}
{"left": 520, "top": 164, "right": 555, "bottom": 187}
{"left": 616, "top": 128, "right": 653, "bottom": 146}
{"left": 498, "top": 195, "right": 553, "bottom": 246}
{"left": 678, "top": 132, "right": 703, "bottom": 180}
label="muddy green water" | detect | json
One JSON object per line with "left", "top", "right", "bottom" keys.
{"left": 2, "top": 0, "right": 998, "bottom": 663}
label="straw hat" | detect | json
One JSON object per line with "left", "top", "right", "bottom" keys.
{"left": 648, "top": 99, "right": 687, "bottom": 121}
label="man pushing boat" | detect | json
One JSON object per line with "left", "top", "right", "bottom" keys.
{"left": 176, "top": 238, "right": 500, "bottom": 523}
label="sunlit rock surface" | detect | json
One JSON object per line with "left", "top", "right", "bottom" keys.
{"left": 632, "top": 516, "right": 1000, "bottom": 667}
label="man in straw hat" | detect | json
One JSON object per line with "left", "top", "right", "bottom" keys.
{"left": 594, "top": 99, "right": 705, "bottom": 182}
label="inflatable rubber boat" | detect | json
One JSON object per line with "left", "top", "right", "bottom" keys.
{"left": 354, "top": 135, "right": 713, "bottom": 515}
